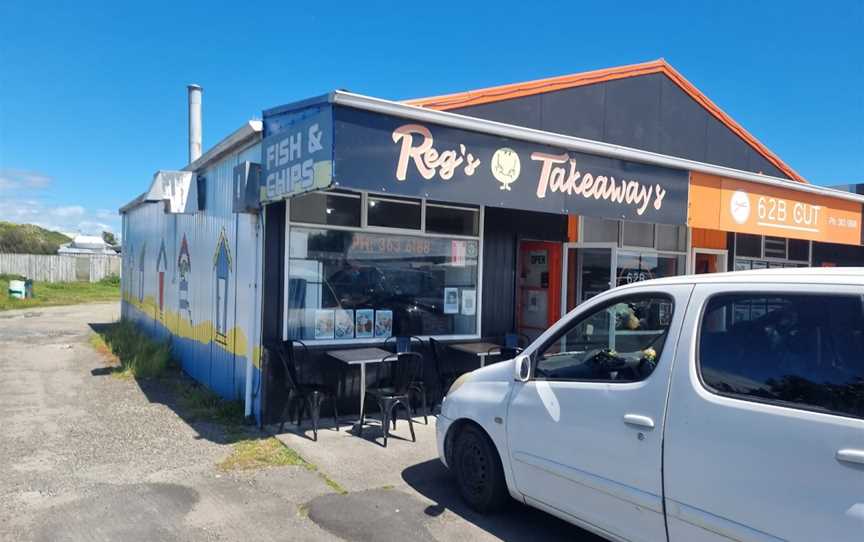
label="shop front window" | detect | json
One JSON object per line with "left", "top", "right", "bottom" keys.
{"left": 615, "top": 251, "right": 684, "bottom": 287}
{"left": 286, "top": 227, "right": 479, "bottom": 340}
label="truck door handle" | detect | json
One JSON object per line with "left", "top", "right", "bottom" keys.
{"left": 836, "top": 449, "right": 864, "bottom": 465}
{"left": 623, "top": 414, "right": 655, "bottom": 430}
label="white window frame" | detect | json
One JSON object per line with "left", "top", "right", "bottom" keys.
{"left": 283, "top": 189, "right": 484, "bottom": 345}
{"left": 562, "top": 218, "right": 691, "bottom": 315}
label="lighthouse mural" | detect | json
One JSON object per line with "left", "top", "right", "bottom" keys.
{"left": 137, "top": 242, "right": 146, "bottom": 303}
{"left": 156, "top": 239, "right": 167, "bottom": 317}
{"left": 177, "top": 234, "right": 192, "bottom": 323}
{"left": 213, "top": 228, "right": 232, "bottom": 345}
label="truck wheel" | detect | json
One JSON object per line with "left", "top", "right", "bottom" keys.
{"left": 452, "top": 424, "right": 509, "bottom": 513}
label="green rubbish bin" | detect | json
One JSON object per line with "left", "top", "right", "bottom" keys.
{"left": 8, "top": 280, "right": 25, "bottom": 299}
{"left": 25, "top": 279, "right": 34, "bottom": 299}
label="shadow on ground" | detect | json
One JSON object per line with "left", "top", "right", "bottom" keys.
{"left": 87, "top": 322, "right": 261, "bottom": 446}
{"left": 402, "top": 459, "right": 604, "bottom": 542}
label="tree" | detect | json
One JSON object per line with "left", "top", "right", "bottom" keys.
{"left": 102, "top": 231, "right": 117, "bottom": 246}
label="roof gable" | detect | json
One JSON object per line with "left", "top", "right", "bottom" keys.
{"left": 406, "top": 60, "right": 805, "bottom": 183}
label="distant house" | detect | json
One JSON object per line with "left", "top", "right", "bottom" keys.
{"left": 57, "top": 235, "right": 118, "bottom": 255}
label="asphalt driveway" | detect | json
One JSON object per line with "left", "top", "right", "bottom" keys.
{"left": 0, "top": 303, "right": 601, "bottom": 542}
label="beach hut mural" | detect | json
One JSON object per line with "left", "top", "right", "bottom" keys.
{"left": 177, "top": 234, "right": 192, "bottom": 323}
{"left": 137, "top": 242, "right": 146, "bottom": 303}
{"left": 213, "top": 228, "right": 232, "bottom": 344}
{"left": 156, "top": 239, "right": 168, "bottom": 316}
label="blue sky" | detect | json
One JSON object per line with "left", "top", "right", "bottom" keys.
{"left": 1, "top": 0, "right": 862, "bottom": 236}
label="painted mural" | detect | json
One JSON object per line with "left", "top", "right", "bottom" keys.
{"left": 120, "top": 141, "right": 263, "bottom": 422}
{"left": 177, "top": 234, "right": 192, "bottom": 323}
{"left": 156, "top": 239, "right": 167, "bottom": 317}
{"left": 213, "top": 228, "right": 232, "bottom": 345}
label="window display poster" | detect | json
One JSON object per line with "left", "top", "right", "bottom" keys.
{"left": 334, "top": 309, "right": 354, "bottom": 339}
{"left": 444, "top": 287, "right": 459, "bottom": 314}
{"left": 314, "top": 309, "right": 335, "bottom": 339}
{"left": 451, "top": 240, "right": 466, "bottom": 267}
{"left": 355, "top": 309, "right": 374, "bottom": 338}
{"left": 375, "top": 309, "right": 393, "bottom": 338}
{"left": 461, "top": 289, "right": 476, "bottom": 316}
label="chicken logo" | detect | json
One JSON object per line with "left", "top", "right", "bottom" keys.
{"left": 491, "top": 147, "right": 520, "bottom": 190}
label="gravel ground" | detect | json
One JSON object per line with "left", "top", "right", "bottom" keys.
{"left": 0, "top": 303, "right": 337, "bottom": 542}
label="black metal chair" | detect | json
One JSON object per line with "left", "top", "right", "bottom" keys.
{"left": 429, "top": 337, "right": 462, "bottom": 407}
{"left": 360, "top": 352, "right": 422, "bottom": 447}
{"left": 271, "top": 340, "right": 339, "bottom": 441}
{"left": 385, "top": 335, "right": 429, "bottom": 424}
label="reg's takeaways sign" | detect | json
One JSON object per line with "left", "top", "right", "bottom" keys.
{"left": 260, "top": 105, "right": 333, "bottom": 203}
{"left": 333, "top": 108, "right": 689, "bottom": 225}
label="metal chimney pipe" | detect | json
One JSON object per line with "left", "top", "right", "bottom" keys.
{"left": 187, "top": 84, "right": 202, "bottom": 163}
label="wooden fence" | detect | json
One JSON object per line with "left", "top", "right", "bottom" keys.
{"left": 0, "top": 253, "right": 121, "bottom": 283}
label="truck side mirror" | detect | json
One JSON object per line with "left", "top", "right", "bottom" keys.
{"left": 514, "top": 354, "right": 531, "bottom": 382}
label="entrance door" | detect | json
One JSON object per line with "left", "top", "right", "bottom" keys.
{"left": 517, "top": 241, "right": 561, "bottom": 341}
{"left": 691, "top": 249, "right": 727, "bottom": 274}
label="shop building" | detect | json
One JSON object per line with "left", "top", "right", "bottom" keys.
{"left": 120, "top": 60, "right": 864, "bottom": 423}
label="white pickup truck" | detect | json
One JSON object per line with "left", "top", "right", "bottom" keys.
{"left": 437, "top": 268, "right": 864, "bottom": 542}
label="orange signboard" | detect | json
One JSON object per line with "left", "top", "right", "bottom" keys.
{"left": 689, "top": 173, "right": 862, "bottom": 246}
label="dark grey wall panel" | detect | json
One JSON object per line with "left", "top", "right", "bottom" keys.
{"left": 658, "top": 76, "right": 708, "bottom": 162}
{"left": 541, "top": 84, "right": 605, "bottom": 140}
{"left": 453, "top": 94, "right": 542, "bottom": 130}
{"left": 480, "top": 208, "right": 567, "bottom": 338}
{"left": 705, "top": 116, "right": 751, "bottom": 171}
{"left": 450, "top": 72, "right": 795, "bottom": 181}
{"left": 602, "top": 73, "right": 662, "bottom": 152}
{"left": 747, "top": 148, "right": 785, "bottom": 178}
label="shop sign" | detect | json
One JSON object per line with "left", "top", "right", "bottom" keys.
{"left": 717, "top": 179, "right": 862, "bottom": 245}
{"left": 334, "top": 108, "right": 689, "bottom": 225}
{"left": 260, "top": 106, "right": 333, "bottom": 203}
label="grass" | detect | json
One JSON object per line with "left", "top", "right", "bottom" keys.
{"left": 0, "top": 273, "right": 120, "bottom": 311}
{"left": 90, "top": 320, "right": 171, "bottom": 379}
{"left": 217, "top": 437, "right": 347, "bottom": 494}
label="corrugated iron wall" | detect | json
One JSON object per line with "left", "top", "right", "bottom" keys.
{"left": 120, "top": 142, "right": 264, "bottom": 421}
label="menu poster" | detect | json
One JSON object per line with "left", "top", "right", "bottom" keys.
{"left": 334, "top": 309, "right": 355, "bottom": 339}
{"left": 314, "top": 309, "right": 335, "bottom": 339}
{"left": 444, "top": 287, "right": 459, "bottom": 314}
{"left": 374, "top": 310, "right": 393, "bottom": 338}
{"left": 461, "top": 289, "right": 476, "bottom": 316}
{"left": 355, "top": 309, "right": 374, "bottom": 338}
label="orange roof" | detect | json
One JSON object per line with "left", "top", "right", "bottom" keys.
{"left": 406, "top": 59, "right": 806, "bottom": 184}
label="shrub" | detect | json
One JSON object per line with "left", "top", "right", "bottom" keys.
{"left": 98, "top": 274, "right": 121, "bottom": 286}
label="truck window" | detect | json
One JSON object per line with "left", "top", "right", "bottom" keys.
{"left": 535, "top": 295, "right": 674, "bottom": 382}
{"left": 699, "top": 293, "right": 864, "bottom": 419}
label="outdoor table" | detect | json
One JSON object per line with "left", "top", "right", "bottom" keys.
{"left": 449, "top": 342, "right": 502, "bottom": 368}
{"left": 327, "top": 347, "right": 395, "bottom": 430}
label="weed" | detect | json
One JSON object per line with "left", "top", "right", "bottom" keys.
{"left": 90, "top": 321, "right": 171, "bottom": 379}
{"left": 98, "top": 274, "right": 121, "bottom": 286}
{"left": 176, "top": 383, "right": 245, "bottom": 426}
{"left": 217, "top": 437, "right": 307, "bottom": 471}
{"left": 217, "top": 436, "right": 347, "bottom": 494}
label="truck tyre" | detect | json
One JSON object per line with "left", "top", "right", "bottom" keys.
{"left": 452, "top": 424, "right": 509, "bottom": 513}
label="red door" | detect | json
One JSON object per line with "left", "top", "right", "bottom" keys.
{"left": 516, "top": 241, "right": 562, "bottom": 341}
